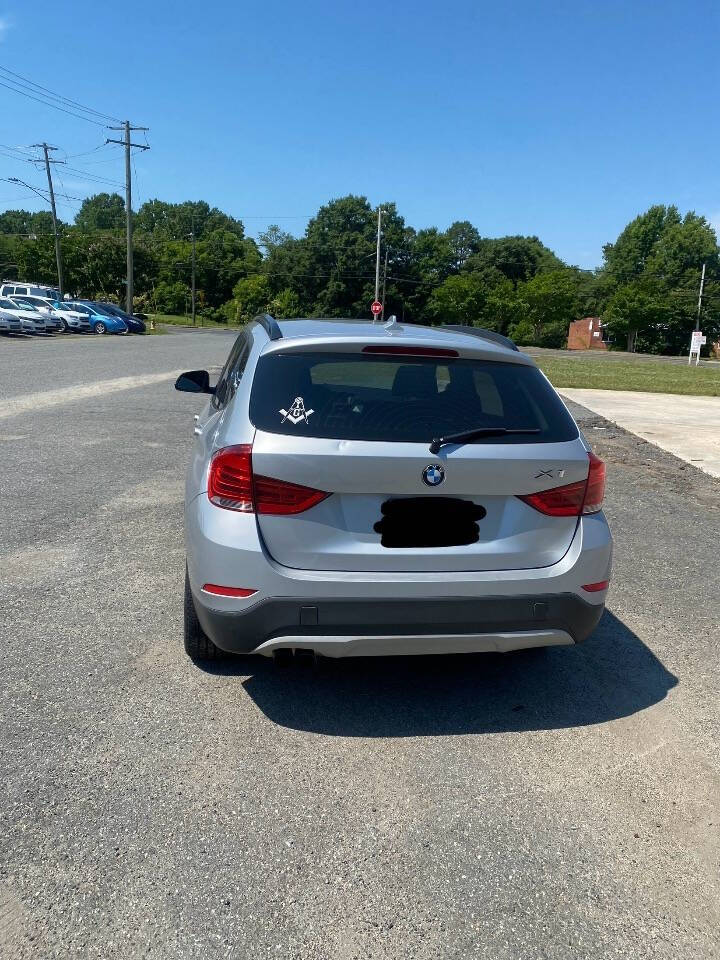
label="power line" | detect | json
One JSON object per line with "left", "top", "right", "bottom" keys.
{"left": 0, "top": 79, "right": 108, "bottom": 127}
{"left": 57, "top": 164, "right": 125, "bottom": 188}
{"left": 63, "top": 144, "right": 107, "bottom": 160}
{"left": 0, "top": 142, "right": 37, "bottom": 158}
{"left": 0, "top": 66, "right": 123, "bottom": 124}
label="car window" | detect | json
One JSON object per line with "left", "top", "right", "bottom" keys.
{"left": 87, "top": 304, "right": 113, "bottom": 317}
{"left": 249, "top": 351, "right": 579, "bottom": 444}
{"left": 212, "top": 333, "right": 249, "bottom": 410}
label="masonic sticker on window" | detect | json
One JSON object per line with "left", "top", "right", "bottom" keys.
{"left": 279, "top": 396, "right": 314, "bottom": 425}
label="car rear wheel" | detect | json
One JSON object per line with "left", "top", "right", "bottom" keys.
{"left": 184, "top": 567, "right": 223, "bottom": 661}
{"left": 94, "top": 321, "right": 106, "bottom": 334}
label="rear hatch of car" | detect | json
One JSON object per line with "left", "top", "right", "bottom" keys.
{"left": 248, "top": 341, "right": 589, "bottom": 573}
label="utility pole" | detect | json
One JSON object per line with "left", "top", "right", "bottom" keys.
{"left": 695, "top": 262, "right": 706, "bottom": 331}
{"left": 30, "top": 143, "right": 64, "bottom": 297}
{"left": 190, "top": 218, "right": 196, "bottom": 327}
{"left": 106, "top": 122, "right": 149, "bottom": 314}
{"left": 373, "top": 207, "right": 383, "bottom": 322}
{"left": 381, "top": 247, "right": 389, "bottom": 320}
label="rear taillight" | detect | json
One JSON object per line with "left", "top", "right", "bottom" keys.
{"left": 582, "top": 452, "right": 606, "bottom": 515}
{"left": 208, "top": 445, "right": 328, "bottom": 515}
{"left": 253, "top": 474, "right": 329, "bottom": 515}
{"left": 518, "top": 452, "right": 606, "bottom": 517}
{"left": 208, "top": 444, "right": 254, "bottom": 512}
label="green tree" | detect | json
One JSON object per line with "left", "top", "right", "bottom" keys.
{"left": 226, "top": 274, "right": 272, "bottom": 323}
{"left": 301, "top": 196, "right": 410, "bottom": 318}
{"left": 258, "top": 225, "right": 294, "bottom": 255}
{"left": 269, "top": 287, "right": 302, "bottom": 318}
{"left": 465, "top": 236, "right": 564, "bottom": 286}
{"left": 152, "top": 280, "right": 189, "bottom": 315}
{"left": 425, "top": 272, "right": 517, "bottom": 331}
{"left": 602, "top": 205, "right": 682, "bottom": 285}
{"left": 444, "top": 220, "right": 481, "bottom": 270}
{"left": 510, "top": 271, "right": 580, "bottom": 347}
{"left": 603, "top": 283, "right": 669, "bottom": 352}
{"left": 601, "top": 206, "right": 720, "bottom": 353}
{"left": 425, "top": 274, "right": 488, "bottom": 326}
{"left": 74, "top": 193, "right": 126, "bottom": 232}
{"left": 135, "top": 199, "right": 244, "bottom": 241}
{"left": 0, "top": 209, "right": 60, "bottom": 236}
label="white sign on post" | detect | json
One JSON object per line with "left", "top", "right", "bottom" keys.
{"left": 689, "top": 330, "right": 707, "bottom": 365}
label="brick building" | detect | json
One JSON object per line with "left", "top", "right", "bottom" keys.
{"left": 567, "top": 316, "right": 608, "bottom": 350}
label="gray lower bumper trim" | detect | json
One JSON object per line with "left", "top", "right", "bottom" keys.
{"left": 193, "top": 593, "right": 604, "bottom": 655}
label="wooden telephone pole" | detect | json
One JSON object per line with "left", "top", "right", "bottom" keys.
{"left": 106, "top": 122, "right": 149, "bottom": 314}
{"left": 30, "top": 143, "right": 64, "bottom": 296}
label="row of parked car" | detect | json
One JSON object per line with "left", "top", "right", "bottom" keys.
{"left": 0, "top": 281, "right": 146, "bottom": 337}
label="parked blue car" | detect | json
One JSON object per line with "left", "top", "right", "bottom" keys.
{"left": 65, "top": 301, "right": 128, "bottom": 335}
{"left": 95, "top": 302, "right": 146, "bottom": 334}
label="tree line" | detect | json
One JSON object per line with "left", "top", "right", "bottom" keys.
{"left": 1, "top": 193, "right": 717, "bottom": 354}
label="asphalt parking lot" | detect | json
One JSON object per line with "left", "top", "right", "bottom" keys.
{"left": 1, "top": 331, "right": 719, "bottom": 959}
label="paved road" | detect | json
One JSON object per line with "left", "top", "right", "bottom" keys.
{"left": 1, "top": 332, "right": 719, "bottom": 959}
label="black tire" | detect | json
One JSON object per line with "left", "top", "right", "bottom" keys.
{"left": 59, "top": 318, "right": 69, "bottom": 333}
{"left": 184, "top": 568, "right": 223, "bottom": 661}
{"left": 94, "top": 320, "right": 106, "bottom": 334}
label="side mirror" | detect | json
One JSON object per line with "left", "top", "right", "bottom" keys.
{"left": 175, "top": 369, "right": 214, "bottom": 394}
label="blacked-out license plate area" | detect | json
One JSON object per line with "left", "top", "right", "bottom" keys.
{"left": 374, "top": 497, "right": 487, "bottom": 548}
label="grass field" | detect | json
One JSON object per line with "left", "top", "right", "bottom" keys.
{"left": 150, "top": 313, "right": 237, "bottom": 329}
{"left": 535, "top": 355, "right": 720, "bottom": 397}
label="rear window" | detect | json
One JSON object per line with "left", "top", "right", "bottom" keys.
{"left": 249, "top": 351, "right": 578, "bottom": 444}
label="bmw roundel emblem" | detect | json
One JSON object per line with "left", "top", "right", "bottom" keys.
{"left": 422, "top": 463, "right": 445, "bottom": 487}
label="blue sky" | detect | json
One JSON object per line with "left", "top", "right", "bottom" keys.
{"left": 1, "top": 0, "right": 718, "bottom": 267}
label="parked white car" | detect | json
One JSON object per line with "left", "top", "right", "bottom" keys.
{"left": 49, "top": 300, "right": 92, "bottom": 333}
{"left": 9, "top": 294, "right": 89, "bottom": 333}
{"left": 0, "top": 306, "right": 22, "bottom": 335}
{"left": 0, "top": 296, "right": 47, "bottom": 334}
{"left": 10, "top": 296, "right": 62, "bottom": 332}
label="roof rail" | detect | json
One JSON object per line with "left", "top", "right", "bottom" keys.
{"left": 254, "top": 313, "right": 283, "bottom": 341}
{"left": 441, "top": 324, "right": 519, "bottom": 352}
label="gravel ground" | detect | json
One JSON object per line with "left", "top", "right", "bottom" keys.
{"left": 1, "top": 331, "right": 719, "bottom": 959}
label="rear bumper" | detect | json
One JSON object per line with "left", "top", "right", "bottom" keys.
{"left": 193, "top": 592, "right": 603, "bottom": 655}
{"left": 186, "top": 492, "right": 612, "bottom": 657}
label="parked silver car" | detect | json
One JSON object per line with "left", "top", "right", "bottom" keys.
{"left": 47, "top": 299, "right": 92, "bottom": 333}
{"left": 0, "top": 306, "right": 22, "bottom": 335}
{"left": 0, "top": 296, "right": 46, "bottom": 334}
{"left": 10, "top": 296, "right": 62, "bottom": 332}
{"left": 176, "top": 316, "right": 612, "bottom": 662}
{"left": 7, "top": 294, "right": 87, "bottom": 333}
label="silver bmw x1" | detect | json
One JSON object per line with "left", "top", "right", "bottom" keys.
{"left": 176, "top": 316, "right": 612, "bottom": 661}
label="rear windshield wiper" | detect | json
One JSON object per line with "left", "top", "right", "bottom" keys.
{"left": 429, "top": 427, "right": 541, "bottom": 454}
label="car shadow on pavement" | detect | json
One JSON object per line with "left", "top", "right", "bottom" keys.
{"left": 205, "top": 610, "right": 677, "bottom": 737}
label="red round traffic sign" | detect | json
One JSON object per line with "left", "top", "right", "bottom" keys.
{"left": 371, "top": 300, "right": 382, "bottom": 316}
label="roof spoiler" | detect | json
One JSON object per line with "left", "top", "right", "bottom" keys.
{"left": 441, "top": 324, "right": 519, "bottom": 352}
{"left": 254, "top": 313, "right": 283, "bottom": 341}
